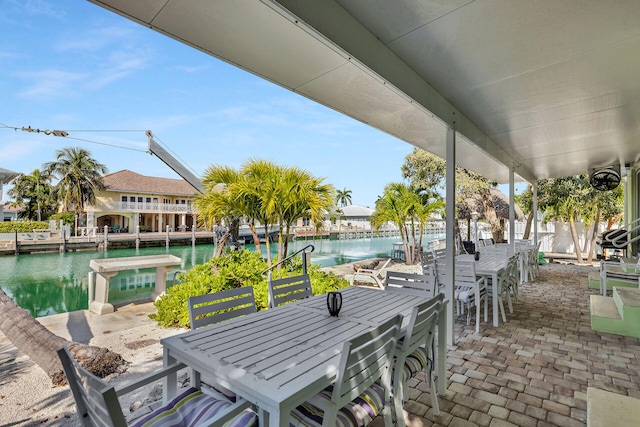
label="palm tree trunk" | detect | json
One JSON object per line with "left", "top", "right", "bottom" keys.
{"left": 0, "top": 288, "right": 124, "bottom": 386}
{"left": 587, "top": 208, "right": 601, "bottom": 264}
{"left": 569, "top": 218, "right": 584, "bottom": 264}
{"left": 582, "top": 222, "right": 591, "bottom": 253}
{"left": 249, "top": 220, "right": 261, "bottom": 253}
{"left": 523, "top": 211, "right": 533, "bottom": 240}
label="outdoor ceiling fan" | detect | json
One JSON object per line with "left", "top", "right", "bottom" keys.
{"left": 589, "top": 166, "right": 621, "bottom": 191}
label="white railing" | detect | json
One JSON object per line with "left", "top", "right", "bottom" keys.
{"left": 96, "top": 201, "right": 194, "bottom": 214}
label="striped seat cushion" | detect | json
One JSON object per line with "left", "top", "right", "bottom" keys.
{"left": 402, "top": 346, "right": 430, "bottom": 382}
{"left": 289, "top": 383, "right": 385, "bottom": 427}
{"left": 132, "top": 387, "right": 257, "bottom": 427}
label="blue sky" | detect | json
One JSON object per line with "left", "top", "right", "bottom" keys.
{"left": 1, "top": 0, "right": 418, "bottom": 208}
{"left": 1, "top": 1, "right": 523, "bottom": 208}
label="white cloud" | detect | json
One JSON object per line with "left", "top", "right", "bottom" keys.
{"left": 18, "top": 69, "right": 88, "bottom": 99}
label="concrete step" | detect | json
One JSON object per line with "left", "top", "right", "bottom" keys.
{"left": 587, "top": 387, "right": 639, "bottom": 426}
{"left": 590, "top": 287, "right": 640, "bottom": 338}
{"left": 590, "top": 295, "right": 621, "bottom": 320}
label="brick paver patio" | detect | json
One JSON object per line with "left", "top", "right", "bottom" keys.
{"left": 383, "top": 263, "right": 640, "bottom": 427}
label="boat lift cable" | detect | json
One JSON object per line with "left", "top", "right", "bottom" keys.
{"left": 2, "top": 123, "right": 148, "bottom": 153}
{"left": 2, "top": 123, "right": 203, "bottom": 193}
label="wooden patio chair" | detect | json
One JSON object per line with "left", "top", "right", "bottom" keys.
{"left": 385, "top": 271, "right": 437, "bottom": 297}
{"left": 267, "top": 273, "right": 313, "bottom": 308}
{"left": 188, "top": 286, "right": 257, "bottom": 401}
{"left": 350, "top": 258, "right": 392, "bottom": 289}
{"left": 289, "top": 314, "right": 403, "bottom": 427}
{"left": 392, "top": 293, "right": 443, "bottom": 425}
{"left": 188, "top": 286, "right": 257, "bottom": 330}
{"left": 57, "top": 346, "right": 256, "bottom": 427}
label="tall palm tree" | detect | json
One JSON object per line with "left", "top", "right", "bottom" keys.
{"left": 0, "top": 287, "right": 124, "bottom": 386}
{"left": 336, "top": 187, "right": 352, "bottom": 207}
{"left": 273, "top": 166, "right": 335, "bottom": 260}
{"left": 44, "top": 147, "right": 107, "bottom": 218}
{"left": 7, "top": 169, "right": 55, "bottom": 221}
{"left": 370, "top": 183, "right": 423, "bottom": 265}
{"left": 195, "top": 166, "right": 246, "bottom": 257}
{"left": 195, "top": 159, "right": 335, "bottom": 267}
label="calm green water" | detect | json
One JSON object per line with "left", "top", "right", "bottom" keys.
{"left": 0, "top": 234, "right": 443, "bottom": 317}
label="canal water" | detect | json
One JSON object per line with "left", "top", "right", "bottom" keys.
{"left": 0, "top": 233, "right": 443, "bottom": 317}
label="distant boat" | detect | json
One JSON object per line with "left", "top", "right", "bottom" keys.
{"left": 237, "top": 224, "right": 279, "bottom": 242}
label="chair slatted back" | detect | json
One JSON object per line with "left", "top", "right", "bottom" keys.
{"left": 188, "top": 286, "right": 257, "bottom": 330}
{"left": 332, "top": 314, "right": 403, "bottom": 405}
{"left": 420, "top": 251, "right": 436, "bottom": 275}
{"left": 481, "top": 245, "right": 508, "bottom": 258}
{"left": 432, "top": 248, "right": 446, "bottom": 259}
{"left": 385, "top": 271, "right": 437, "bottom": 297}
{"left": 267, "top": 274, "right": 313, "bottom": 308}
{"left": 400, "top": 294, "right": 443, "bottom": 356}
{"left": 435, "top": 258, "right": 480, "bottom": 290}
{"left": 57, "top": 347, "right": 126, "bottom": 427}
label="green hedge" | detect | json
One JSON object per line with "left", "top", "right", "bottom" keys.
{"left": 150, "top": 248, "right": 350, "bottom": 328}
{"left": 0, "top": 221, "right": 49, "bottom": 233}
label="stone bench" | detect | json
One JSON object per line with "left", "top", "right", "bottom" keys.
{"left": 88, "top": 254, "right": 182, "bottom": 314}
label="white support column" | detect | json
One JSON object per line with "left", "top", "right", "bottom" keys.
{"left": 509, "top": 169, "right": 515, "bottom": 249}
{"left": 533, "top": 182, "right": 538, "bottom": 246}
{"left": 445, "top": 126, "right": 456, "bottom": 346}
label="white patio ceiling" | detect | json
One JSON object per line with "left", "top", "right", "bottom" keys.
{"left": 88, "top": 0, "right": 640, "bottom": 185}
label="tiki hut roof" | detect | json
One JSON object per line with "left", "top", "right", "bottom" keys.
{"left": 457, "top": 188, "right": 525, "bottom": 221}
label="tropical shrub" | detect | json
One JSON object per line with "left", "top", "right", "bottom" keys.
{"left": 0, "top": 221, "right": 49, "bottom": 233}
{"left": 50, "top": 212, "right": 76, "bottom": 226}
{"left": 150, "top": 249, "right": 350, "bottom": 328}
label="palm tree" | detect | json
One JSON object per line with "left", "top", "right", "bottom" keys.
{"left": 195, "top": 159, "right": 335, "bottom": 267}
{"left": 0, "top": 287, "right": 125, "bottom": 386}
{"left": 44, "top": 147, "right": 107, "bottom": 218}
{"left": 370, "top": 183, "right": 422, "bottom": 265}
{"left": 336, "top": 187, "right": 352, "bottom": 207}
{"left": 7, "top": 169, "right": 55, "bottom": 221}
{"left": 273, "top": 166, "right": 335, "bottom": 260}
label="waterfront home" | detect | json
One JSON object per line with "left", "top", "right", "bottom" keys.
{"left": 85, "top": 170, "right": 199, "bottom": 234}
{"left": 0, "top": 167, "right": 20, "bottom": 222}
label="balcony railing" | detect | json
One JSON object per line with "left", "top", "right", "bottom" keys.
{"left": 95, "top": 201, "right": 195, "bottom": 214}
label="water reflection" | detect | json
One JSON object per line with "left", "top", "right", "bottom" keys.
{"left": 0, "top": 234, "right": 442, "bottom": 317}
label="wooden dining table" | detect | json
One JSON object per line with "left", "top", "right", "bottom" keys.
{"left": 161, "top": 286, "right": 448, "bottom": 427}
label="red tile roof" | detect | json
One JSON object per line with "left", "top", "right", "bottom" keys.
{"left": 103, "top": 170, "right": 199, "bottom": 196}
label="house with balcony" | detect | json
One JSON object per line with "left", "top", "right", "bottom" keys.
{"left": 85, "top": 170, "right": 199, "bottom": 233}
